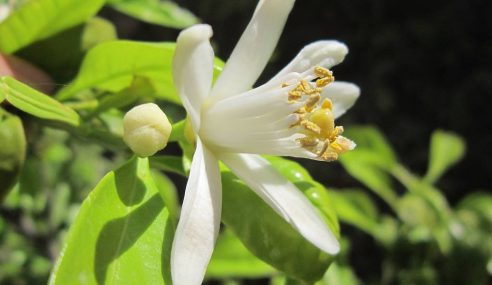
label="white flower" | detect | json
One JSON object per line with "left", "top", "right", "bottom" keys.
{"left": 171, "top": 0, "right": 360, "bottom": 284}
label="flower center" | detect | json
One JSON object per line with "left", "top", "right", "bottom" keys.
{"left": 287, "top": 67, "right": 354, "bottom": 161}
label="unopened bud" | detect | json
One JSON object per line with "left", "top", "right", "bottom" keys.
{"left": 123, "top": 103, "right": 172, "bottom": 157}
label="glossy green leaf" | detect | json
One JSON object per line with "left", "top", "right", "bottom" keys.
{"left": 424, "top": 130, "right": 466, "bottom": 184}
{"left": 15, "top": 17, "right": 117, "bottom": 82}
{"left": 328, "top": 189, "right": 379, "bottom": 235}
{"left": 0, "top": 76, "right": 80, "bottom": 126}
{"left": 150, "top": 169, "right": 178, "bottom": 222}
{"left": 56, "top": 41, "right": 224, "bottom": 103}
{"left": 150, "top": 155, "right": 186, "bottom": 177}
{"left": 460, "top": 192, "right": 492, "bottom": 220}
{"left": 344, "top": 126, "right": 398, "bottom": 169}
{"left": 107, "top": 0, "right": 198, "bottom": 29}
{"left": 221, "top": 170, "right": 334, "bottom": 283}
{"left": 266, "top": 156, "right": 340, "bottom": 236}
{"left": 0, "top": 0, "right": 104, "bottom": 53}
{"left": 206, "top": 229, "right": 276, "bottom": 278}
{"left": 318, "top": 262, "right": 361, "bottom": 285}
{"left": 55, "top": 41, "right": 177, "bottom": 102}
{"left": 0, "top": 109, "right": 26, "bottom": 201}
{"left": 340, "top": 150, "right": 397, "bottom": 207}
{"left": 265, "top": 156, "right": 312, "bottom": 182}
{"left": 92, "top": 77, "right": 155, "bottom": 115}
{"left": 49, "top": 157, "right": 173, "bottom": 285}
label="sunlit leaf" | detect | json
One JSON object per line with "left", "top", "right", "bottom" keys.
{"left": 150, "top": 155, "right": 186, "bottom": 177}
{"left": 107, "top": 0, "right": 198, "bottom": 29}
{"left": 0, "top": 109, "right": 25, "bottom": 201}
{"left": 328, "top": 188, "right": 379, "bottom": 235}
{"left": 0, "top": 0, "right": 104, "bottom": 53}
{"left": 265, "top": 156, "right": 312, "bottom": 183}
{"left": 49, "top": 157, "right": 173, "bottom": 285}
{"left": 55, "top": 41, "right": 177, "bottom": 102}
{"left": 221, "top": 170, "right": 335, "bottom": 283}
{"left": 318, "top": 262, "right": 361, "bottom": 285}
{"left": 16, "top": 17, "right": 117, "bottom": 82}
{"left": 424, "top": 130, "right": 466, "bottom": 184}
{"left": 56, "top": 41, "right": 223, "bottom": 104}
{"left": 1, "top": 76, "right": 80, "bottom": 126}
{"left": 344, "top": 126, "right": 397, "bottom": 169}
{"left": 206, "top": 229, "right": 276, "bottom": 279}
{"left": 339, "top": 126, "right": 398, "bottom": 206}
{"left": 150, "top": 169, "right": 178, "bottom": 222}
{"left": 266, "top": 156, "right": 340, "bottom": 236}
{"left": 340, "top": 151, "right": 397, "bottom": 206}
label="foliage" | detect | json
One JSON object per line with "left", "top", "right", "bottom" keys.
{"left": 0, "top": 1, "right": 489, "bottom": 285}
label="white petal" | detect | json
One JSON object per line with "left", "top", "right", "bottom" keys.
{"left": 173, "top": 24, "right": 215, "bottom": 132}
{"left": 219, "top": 153, "right": 340, "bottom": 255}
{"left": 321, "top": 81, "right": 360, "bottom": 118}
{"left": 210, "top": 0, "right": 295, "bottom": 99}
{"left": 269, "top": 40, "right": 349, "bottom": 84}
{"left": 171, "top": 138, "right": 222, "bottom": 285}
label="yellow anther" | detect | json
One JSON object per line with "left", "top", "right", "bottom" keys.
{"left": 314, "top": 66, "right": 333, "bottom": 79}
{"left": 316, "top": 77, "right": 334, "bottom": 88}
{"left": 288, "top": 90, "right": 302, "bottom": 101}
{"left": 329, "top": 126, "right": 344, "bottom": 141}
{"left": 282, "top": 82, "right": 290, "bottom": 88}
{"left": 305, "top": 87, "right": 322, "bottom": 95}
{"left": 321, "top": 150, "right": 339, "bottom": 161}
{"left": 299, "top": 80, "right": 311, "bottom": 91}
{"left": 305, "top": 94, "right": 321, "bottom": 111}
{"left": 321, "top": 98, "right": 333, "bottom": 110}
{"left": 299, "top": 137, "right": 319, "bottom": 147}
{"left": 329, "top": 141, "right": 344, "bottom": 152}
{"left": 283, "top": 66, "right": 354, "bottom": 161}
{"left": 301, "top": 120, "right": 321, "bottom": 134}
{"left": 295, "top": 107, "right": 307, "bottom": 114}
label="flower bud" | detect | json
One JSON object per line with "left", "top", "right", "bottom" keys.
{"left": 123, "top": 103, "right": 172, "bottom": 157}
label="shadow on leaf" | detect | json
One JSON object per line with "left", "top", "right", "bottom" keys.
{"left": 94, "top": 194, "right": 163, "bottom": 284}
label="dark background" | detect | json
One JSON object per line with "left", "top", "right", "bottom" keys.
{"left": 103, "top": 0, "right": 491, "bottom": 281}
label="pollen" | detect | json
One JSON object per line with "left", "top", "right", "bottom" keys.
{"left": 285, "top": 66, "right": 355, "bottom": 161}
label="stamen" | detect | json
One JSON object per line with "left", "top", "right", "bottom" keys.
{"left": 282, "top": 66, "right": 355, "bottom": 161}
{"left": 301, "top": 120, "right": 321, "bottom": 134}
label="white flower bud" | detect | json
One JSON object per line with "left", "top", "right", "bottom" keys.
{"left": 123, "top": 103, "right": 172, "bottom": 157}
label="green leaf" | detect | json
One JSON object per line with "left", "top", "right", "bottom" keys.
{"left": 424, "top": 130, "right": 466, "bottom": 184}
{"left": 107, "top": 0, "right": 199, "bottom": 29}
{"left": 150, "top": 170, "right": 178, "bottom": 222}
{"left": 340, "top": 151, "right": 397, "bottom": 207}
{"left": 0, "top": 109, "right": 26, "bottom": 201}
{"left": 206, "top": 229, "right": 276, "bottom": 279}
{"left": 328, "top": 189, "right": 379, "bottom": 235}
{"left": 55, "top": 41, "right": 177, "bottom": 102}
{"left": 92, "top": 77, "right": 155, "bottom": 115}
{"left": 150, "top": 155, "right": 186, "bottom": 177}
{"left": 49, "top": 157, "right": 173, "bottom": 285}
{"left": 0, "top": 76, "right": 80, "bottom": 126}
{"left": 0, "top": 0, "right": 105, "bottom": 53}
{"left": 457, "top": 192, "right": 492, "bottom": 223}
{"left": 266, "top": 156, "right": 340, "bottom": 237}
{"left": 15, "top": 17, "right": 117, "bottom": 82}
{"left": 339, "top": 126, "right": 399, "bottom": 206}
{"left": 56, "top": 41, "right": 224, "bottom": 103}
{"left": 344, "top": 126, "right": 397, "bottom": 169}
{"left": 221, "top": 170, "right": 334, "bottom": 283}
{"left": 265, "top": 156, "right": 312, "bottom": 182}
{"left": 318, "top": 262, "right": 361, "bottom": 285}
